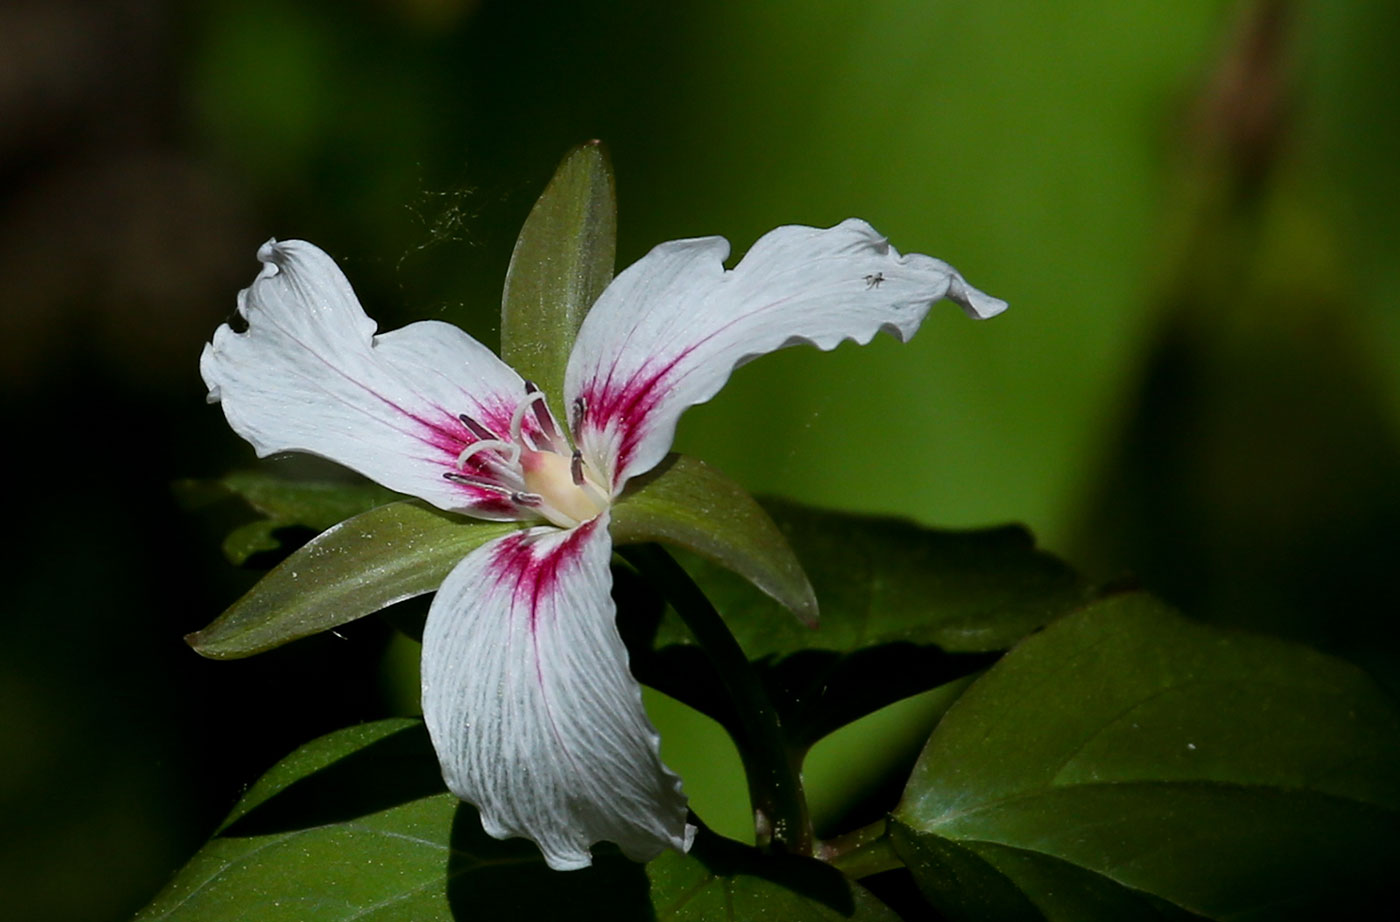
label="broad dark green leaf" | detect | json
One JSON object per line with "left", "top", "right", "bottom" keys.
{"left": 621, "top": 500, "right": 1089, "bottom": 745}
{"left": 646, "top": 837, "right": 898, "bottom": 921}
{"left": 658, "top": 499, "right": 1091, "bottom": 657}
{"left": 187, "top": 500, "right": 519, "bottom": 659}
{"left": 177, "top": 470, "right": 400, "bottom": 564}
{"left": 890, "top": 833, "right": 1206, "bottom": 922}
{"left": 136, "top": 720, "right": 899, "bottom": 922}
{"left": 893, "top": 593, "right": 1400, "bottom": 921}
{"left": 612, "top": 453, "right": 817, "bottom": 622}
{"left": 499, "top": 140, "right": 617, "bottom": 405}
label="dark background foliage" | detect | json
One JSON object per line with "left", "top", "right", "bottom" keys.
{"left": 2, "top": 1, "right": 1397, "bottom": 919}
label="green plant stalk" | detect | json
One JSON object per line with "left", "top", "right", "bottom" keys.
{"left": 816, "top": 819, "right": 904, "bottom": 878}
{"left": 620, "top": 543, "right": 813, "bottom": 856}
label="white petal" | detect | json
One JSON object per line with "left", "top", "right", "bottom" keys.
{"left": 421, "top": 514, "right": 692, "bottom": 870}
{"left": 202, "top": 239, "right": 535, "bottom": 518}
{"left": 564, "top": 219, "right": 1006, "bottom": 491}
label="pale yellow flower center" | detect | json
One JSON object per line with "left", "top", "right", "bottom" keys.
{"left": 521, "top": 448, "right": 610, "bottom": 529}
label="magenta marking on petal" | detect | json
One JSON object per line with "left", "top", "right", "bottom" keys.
{"left": 412, "top": 400, "right": 514, "bottom": 458}
{"left": 533, "top": 522, "right": 597, "bottom": 620}
{"left": 482, "top": 521, "right": 606, "bottom": 761}
{"left": 413, "top": 412, "right": 470, "bottom": 457}
{"left": 580, "top": 295, "right": 800, "bottom": 480}
{"left": 412, "top": 400, "right": 519, "bottom": 474}
{"left": 487, "top": 531, "right": 534, "bottom": 590}
{"left": 405, "top": 407, "right": 527, "bottom": 518}
{"left": 464, "top": 491, "right": 518, "bottom": 516}
{"left": 578, "top": 354, "right": 686, "bottom": 482}
{"left": 487, "top": 521, "right": 601, "bottom": 635}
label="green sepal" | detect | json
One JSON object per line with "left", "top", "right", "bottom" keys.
{"left": 499, "top": 140, "right": 617, "bottom": 407}
{"left": 186, "top": 500, "right": 520, "bottom": 659}
{"left": 176, "top": 470, "right": 400, "bottom": 564}
{"left": 611, "top": 453, "right": 817, "bottom": 624}
{"left": 892, "top": 592, "right": 1400, "bottom": 921}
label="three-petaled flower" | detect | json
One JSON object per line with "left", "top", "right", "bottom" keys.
{"left": 201, "top": 214, "right": 1005, "bottom": 870}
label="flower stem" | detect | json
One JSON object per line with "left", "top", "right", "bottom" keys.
{"left": 619, "top": 543, "right": 813, "bottom": 856}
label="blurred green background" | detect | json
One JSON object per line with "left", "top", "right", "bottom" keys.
{"left": 3, "top": 1, "right": 1398, "bottom": 919}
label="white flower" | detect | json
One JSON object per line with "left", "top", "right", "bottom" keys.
{"left": 201, "top": 219, "right": 1005, "bottom": 870}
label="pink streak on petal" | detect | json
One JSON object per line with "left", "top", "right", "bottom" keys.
{"left": 484, "top": 519, "right": 604, "bottom": 691}
{"left": 577, "top": 351, "right": 692, "bottom": 485}
{"left": 487, "top": 519, "right": 601, "bottom": 632}
{"left": 314, "top": 359, "right": 523, "bottom": 511}
{"left": 404, "top": 398, "right": 534, "bottom": 515}
{"left": 577, "top": 304, "right": 760, "bottom": 485}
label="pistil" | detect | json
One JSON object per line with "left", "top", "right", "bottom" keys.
{"left": 444, "top": 385, "right": 609, "bottom": 528}
{"left": 521, "top": 447, "right": 609, "bottom": 528}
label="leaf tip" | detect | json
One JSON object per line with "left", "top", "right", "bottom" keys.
{"left": 777, "top": 576, "right": 820, "bottom": 628}
{"left": 184, "top": 626, "right": 240, "bottom": 660}
{"left": 559, "top": 138, "right": 612, "bottom": 171}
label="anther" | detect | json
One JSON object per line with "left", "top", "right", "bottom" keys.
{"left": 571, "top": 396, "right": 587, "bottom": 431}
{"left": 442, "top": 472, "right": 512, "bottom": 496}
{"left": 571, "top": 450, "right": 585, "bottom": 486}
{"left": 523, "top": 381, "right": 560, "bottom": 442}
{"left": 457, "top": 413, "right": 498, "bottom": 442}
{"left": 511, "top": 492, "right": 544, "bottom": 507}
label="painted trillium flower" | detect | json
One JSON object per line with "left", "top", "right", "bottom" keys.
{"left": 200, "top": 164, "right": 1005, "bottom": 871}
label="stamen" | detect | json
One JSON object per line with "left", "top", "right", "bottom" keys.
{"left": 442, "top": 472, "right": 512, "bottom": 496}
{"left": 511, "top": 492, "right": 544, "bottom": 507}
{"left": 579, "top": 479, "right": 608, "bottom": 509}
{"left": 523, "top": 381, "right": 561, "bottom": 443}
{"left": 509, "top": 390, "right": 548, "bottom": 443}
{"left": 571, "top": 396, "right": 587, "bottom": 432}
{"left": 568, "top": 448, "right": 609, "bottom": 507}
{"left": 458, "top": 413, "right": 499, "bottom": 442}
{"left": 457, "top": 438, "right": 520, "bottom": 470}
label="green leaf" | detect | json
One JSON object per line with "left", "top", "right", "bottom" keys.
{"left": 216, "top": 470, "right": 400, "bottom": 527}
{"left": 660, "top": 499, "right": 1091, "bottom": 658}
{"left": 612, "top": 453, "right": 817, "bottom": 623}
{"left": 136, "top": 719, "right": 900, "bottom": 922}
{"left": 889, "top": 834, "right": 1206, "bottom": 922}
{"left": 647, "top": 835, "right": 899, "bottom": 921}
{"left": 893, "top": 593, "right": 1400, "bottom": 921}
{"left": 187, "top": 500, "right": 519, "bottom": 659}
{"left": 499, "top": 139, "right": 617, "bottom": 405}
{"left": 177, "top": 470, "right": 401, "bottom": 564}
{"left": 618, "top": 499, "right": 1089, "bottom": 746}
